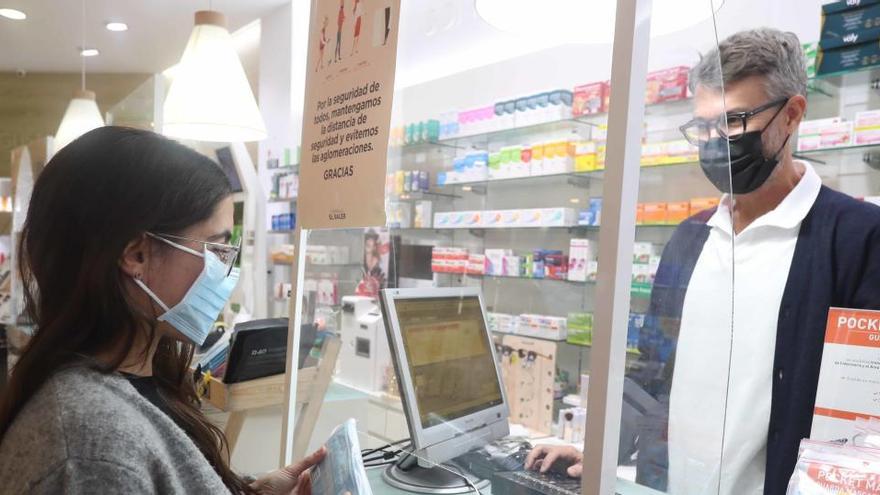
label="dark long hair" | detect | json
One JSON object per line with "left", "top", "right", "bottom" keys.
{"left": 0, "top": 127, "right": 253, "bottom": 493}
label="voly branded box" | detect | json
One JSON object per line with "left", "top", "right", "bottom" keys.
{"left": 821, "top": 0, "right": 880, "bottom": 49}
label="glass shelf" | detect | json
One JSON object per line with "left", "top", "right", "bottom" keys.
{"left": 435, "top": 160, "right": 699, "bottom": 189}
{"left": 796, "top": 143, "right": 880, "bottom": 157}
{"left": 387, "top": 190, "right": 461, "bottom": 201}
{"left": 268, "top": 196, "right": 297, "bottom": 204}
{"left": 811, "top": 65, "right": 880, "bottom": 89}
{"left": 437, "top": 116, "right": 599, "bottom": 149}
{"left": 397, "top": 224, "right": 677, "bottom": 233}
{"left": 492, "top": 331, "right": 643, "bottom": 354}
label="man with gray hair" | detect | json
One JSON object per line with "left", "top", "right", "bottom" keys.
{"left": 526, "top": 28, "right": 880, "bottom": 495}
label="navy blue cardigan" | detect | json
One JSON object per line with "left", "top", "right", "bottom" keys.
{"left": 632, "top": 186, "right": 880, "bottom": 495}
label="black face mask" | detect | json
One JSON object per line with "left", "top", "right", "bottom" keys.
{"left": 699, "top": 123, "right": 791, "bottom": 195}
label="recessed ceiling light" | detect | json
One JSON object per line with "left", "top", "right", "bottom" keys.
{"left": 0, "top": 8, "right": 26, "bottom": 20}
{"left": 105, "top": 22, "right": 127, "bottom": 32}
{"left": 80, "top": 48, "right": 99, "bottom": 57}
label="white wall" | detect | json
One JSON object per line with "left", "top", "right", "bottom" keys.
{"left": 393, "top": 0, "right": 827, "bottom": 122}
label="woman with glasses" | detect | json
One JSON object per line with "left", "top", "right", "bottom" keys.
{"left": 0, "top": 127, "right": 324, "bottom": 494}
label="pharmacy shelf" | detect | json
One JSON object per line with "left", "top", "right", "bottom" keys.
{"left": 434, "top": 160, "right": 699, "bottom": 189}
{"left": 397, "top": 223, "right": 677, "bottom": 233}
{"left": 268, "top": 196, "right": 297, "bottom": 204}
{"left": 275, "top": 261, "right": 361, "bottom": 269}
{"left": 437, "top": 116, "right": 598, "bottom": 148}
{"left": 492, "top": 330, "right": 642, "bottom": 355}
{"left": 795, "top": 143, "right": 880, "bottom": 160}
{"left": 387, "top": 190, "right": 460, "bottom": 201}
{"left": 390, "top": 99, "right": 695, "bottom": 156}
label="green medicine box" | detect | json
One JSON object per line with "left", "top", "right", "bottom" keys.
{"left": 566, "top": 312, "right": 593, "bottom": 347}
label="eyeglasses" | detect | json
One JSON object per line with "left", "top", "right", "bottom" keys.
{"left": 148, "top": 232, "right": 241, "bottom": 277}
{"left": 679, "top": 97, "right": 789, "bottom": 146}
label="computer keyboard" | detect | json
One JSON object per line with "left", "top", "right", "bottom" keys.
{"left": 492, "top": 470, "right": 582, "bottom": 495}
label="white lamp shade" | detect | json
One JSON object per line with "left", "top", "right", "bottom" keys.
{"left": 163, "top": 11, "right": 267, "bottom": 142}
{"left": 54, "top": 90, "right": 105, "bottom": 152}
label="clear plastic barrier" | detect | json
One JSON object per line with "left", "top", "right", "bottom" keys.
{"left": 287, "top": 1, "right": 736, "bottom": 494}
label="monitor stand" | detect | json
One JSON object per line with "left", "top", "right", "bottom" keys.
{"left": 382, "top": 456, "right": 490, "bottom": 494}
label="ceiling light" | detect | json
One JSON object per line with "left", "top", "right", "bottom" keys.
{"left": 105, "top": 22, "right": 127, "bottom": 32}
{"left": 0, "top": 8, "right": 26, "bottom": 20}
{"left": 56, "top": 0, "right": 104, "bottom": 152}
{"left": 55, "top": 90, "right": 105, "bottom": 151}
{"left": 162, "top": 10, "right": 267, "bottom": 142}
{"left": 474, "top": 0, "right": 724, "bottom": 44}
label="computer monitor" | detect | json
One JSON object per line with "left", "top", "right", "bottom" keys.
{"left": 380, "top": 287, "right": 509, "bottom": 472}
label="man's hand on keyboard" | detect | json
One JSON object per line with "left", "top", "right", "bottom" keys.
{"left": 524, "top": 445, "right": 583, "bottom": 478}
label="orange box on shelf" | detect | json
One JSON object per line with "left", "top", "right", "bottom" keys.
{"left": 643, "top": 202, "right": 668, "bottom": 225}
{"left": 636, "top": 203, "right": 645, "bottom": 225}
{"left": 666, "top": 201, "right": 690, "bottom": 225}
{"left": 690, "top": 197, "right": 720, "bottom": 214}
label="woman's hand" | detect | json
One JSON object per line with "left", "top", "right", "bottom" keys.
{"left": 524, "top": 445, "right": 583, "bottom": 478}
{"left": 251, "top": 447, "right": 327, "bottom": 495}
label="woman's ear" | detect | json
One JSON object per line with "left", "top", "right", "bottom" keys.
{"left": 119, "top": 234, "right": 150, "bottom": 280}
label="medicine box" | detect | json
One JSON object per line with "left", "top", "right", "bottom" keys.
{"left": 573, "top": 82, "right": 609, "bottom": 116}
{"left": 667, "top": 201, "right": 690, "bottom": 225}
{"left": 633, "top": 242, "right": 656, "bottom": 264}
{"left": 503, "top": 255, "right": 523, "bottom": 277}
{"left": 485, "top": 249, "right": 511, "bottom": 276}
{"left": 642, "top": 202, "right": 668, "bottom": 225}
{"left": 821, "top": 1, "right": 880, "bottom": 49}
{"left": 540, "top": 207, "right": 577, "bottom": 227}
{"left": 645, "top": 66, "right": 690, "bottom": 105}
{"left": 467, "top": 254, "right": 486, "bottom": 275}
{"left": 817, "top": 39, "right": 880, "bottom": 75}
{"left": 567, "top": 313, "right": 594, "bottom": 346}
{"left": 414, "top": 201, "right": 433, "bottom": 229}
{"left": 690, "top": 197, "right": 720, "bottom": 214}
{"left": 521, "top": 209, "right": 544, "bottom": 228}
{"left": 568, "top": 239, "right": 593, "bottom": 282}
{"left": 488, "top": 312, "right": 516, "bottom": 334}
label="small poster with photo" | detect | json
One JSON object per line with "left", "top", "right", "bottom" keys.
{"left": 355, "top": 228, "right": 389, "bottom": 298}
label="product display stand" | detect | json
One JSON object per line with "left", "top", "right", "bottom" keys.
{"left": 202, "top": 336, "right": 341, "bottom": 460}
{"left": 500, "top": 335, "right": 557, "bottom": 435}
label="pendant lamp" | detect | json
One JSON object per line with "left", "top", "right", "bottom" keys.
{"left": 55, "top": 90, "right": 105, "bottom": 151}
{"left": 55, "top": 0, "right": 104, "bottom": 152}
{"left": 163, "top": 11, "right": 267, "bottom": 142}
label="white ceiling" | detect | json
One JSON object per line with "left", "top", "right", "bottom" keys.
{"left": 0, "top": 0, "right": 287, "bottom": 73}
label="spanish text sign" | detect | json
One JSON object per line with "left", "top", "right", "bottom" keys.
{"left": 298, "top": 0, "right": 400, "bottom": 229}
{"left": 811, "top": 307, "right": 880, "bottom": 442}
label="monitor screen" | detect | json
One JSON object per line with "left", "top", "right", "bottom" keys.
{"left": 393, "top": 295, "right": 504, "bottom": 428}
{"left": 215, "top": 146, "right": 243, "bottom": 193}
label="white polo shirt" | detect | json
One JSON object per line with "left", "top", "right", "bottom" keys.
{"left": 667, "top": 161, "right": 821, "bottom": 495}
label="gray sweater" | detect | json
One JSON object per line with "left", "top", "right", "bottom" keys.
{"left": 0, "top": 366, "right": 231, "bottom": 494}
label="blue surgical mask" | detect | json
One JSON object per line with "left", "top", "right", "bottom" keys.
{"left": 133, "top": 239, "right": 240, "bottom": 346}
